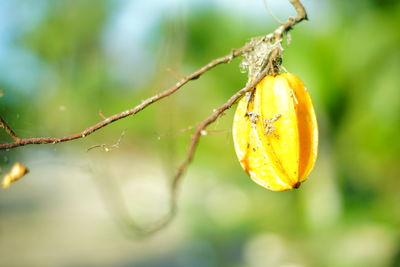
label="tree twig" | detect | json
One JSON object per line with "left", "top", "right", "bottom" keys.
{"left": 175, "top": 0, "right": 307, "bottom": 195}
{"left": 1, "top": 0, "right": 308, "bottom": 235}
{"left": 273, "top": 0, "right": 307, "bottom": 39}
{"left": 0, "top": 1, "right": 307, "bottom": 152}
{"left": 0, "top": 46, "right": 251, "bottom": 150}
{"left": 137, "top": 0, "right": 308, "bottom": 235}
{"left": 0, "top": 117, "right": 20, "bottom": 142}
{"left": 86, "top": 130, "right": 126, "bottom": 152}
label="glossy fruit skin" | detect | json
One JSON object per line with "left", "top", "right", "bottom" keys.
{"left": 232, "top": 73, "right": 318, "bottom": 191}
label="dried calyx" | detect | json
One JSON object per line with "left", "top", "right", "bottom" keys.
{"left": 240, "top": 35, "right": 284, "bottom": 82}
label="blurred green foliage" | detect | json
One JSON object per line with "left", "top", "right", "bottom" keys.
{"left": 0, "top": 0, "right": 399, "bottom": 266}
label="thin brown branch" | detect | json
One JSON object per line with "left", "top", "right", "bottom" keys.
{"left": 137, "top": 53, "right": 277, "bottom": 236}
{"left": 136, "top": 0, "right": 308, "bottom": 235}
{"left": 171, "top": 0, "right": 307, "bottom": 207}
{"left": 273, "top": 0, "right": 308, "bottom": 39}
{"left": 86, "top": 130, "right": 126, "bottom": 152}
{"left": 0, "top": 46, "right": 251, "bottom": 151}
{"left": 172, "top": 63, "right": 272, "bottom": 189}
{"left": 1, "top": 0, "right": 308, "bottom": 236}
{"left": 0, "top": 1, "right": 307, "bottom": 152}
{"left": 0, "top": 117, "right": 20, "bottom": 142}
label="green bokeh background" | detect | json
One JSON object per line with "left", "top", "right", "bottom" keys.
{"left": 1, "top": 0, "right": 399, "bottom": 266}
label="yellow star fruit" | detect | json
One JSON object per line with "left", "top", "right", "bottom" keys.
{"left": 232, "top": 73, "right": 318, "bottom": 191}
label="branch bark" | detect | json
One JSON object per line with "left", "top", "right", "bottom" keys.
{"left": 1, "top": 0, "right": 308, "bottom": 235}
{"left": 0, "top": 117, "right": 20, "bottom": 142}
{"left": 0, "top": 46, "right": 250, "bottom": 150}
{"left": 122, "top": 0, "right": 308, "bottom": 236}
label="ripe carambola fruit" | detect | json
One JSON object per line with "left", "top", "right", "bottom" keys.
{"left": 232, "top": 73, "right": 318, "bottom": 191}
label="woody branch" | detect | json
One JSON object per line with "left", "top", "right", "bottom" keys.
{"left": 125, "top": 0, "right": 308, "bottom": 235}
{"left": 0, "top": 0, "right": 306, "bottom": 151}
{"left": 1, "top": 0, "right": 308, "bottom": 235}
{"left": 170, "top": 0, "right": 307, "bottom": 204}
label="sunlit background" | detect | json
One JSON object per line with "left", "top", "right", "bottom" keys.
{"left": 1, "top": 0, "right": 399, "bottom": 266}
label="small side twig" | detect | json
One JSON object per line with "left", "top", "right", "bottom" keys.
{"left": 135, "top": 54, "right": 275, "bottom": 235}
{"left": 0, "top": 117, "right": 20, "bottom": 142}
{"left": 0, "top": 46, "right": 252, "bottom": 151}
{"left": 98, "top": 111, "right": 107, "bottom": 120}
{"left": 166, "top": 68, "right": 184, "bottom": 80}
{"left": 135, "top": 0, "right": 308, "bottom": 235}
{"left": 0, "top": 0, "right": 307, "bottom": 151}
{"left": 1, "top": 0, "right": 308, "bottom": 236}
{"left": 273, "top": 0, "right": 307, "bottom": 38}
{"left": 87, "top": 130, "right": 126, "bottom": 152}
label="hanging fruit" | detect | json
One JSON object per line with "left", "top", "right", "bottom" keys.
{"left": 2, "top": 162, "right": 29, "bottom": 188}
{"left": 232, "top": 73, "right": 318, "bottom": 191}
